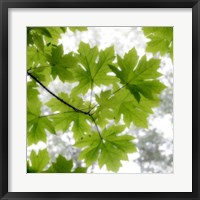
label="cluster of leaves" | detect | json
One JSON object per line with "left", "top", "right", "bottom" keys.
{"left": 27, "top": 149, "right": 87, "bottom": 173}
{"left": 27, "top": 27, "right": 169, "bottom": 172}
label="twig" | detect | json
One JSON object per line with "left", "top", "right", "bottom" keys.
{"left": 27, "top": 71, "right": 89, "bottom": 115}
{"left": 90, "top": 115, "right": 102, "bottom": 140}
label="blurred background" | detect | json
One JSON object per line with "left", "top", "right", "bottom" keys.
{"left": 27, "top": 27, "right": 173, "bottom": 173}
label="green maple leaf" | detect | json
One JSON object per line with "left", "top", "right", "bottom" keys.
{"left": 109, "top": 48, "right": 166, "bottom": 103}
{"left": 143, "top": 27, "right": 173, "bottom": 60}
{"left": 44, "top": 155, "right": 87, "bottom": 173}
{"left": 71, "top": 42, "right": 115, "bottom": 95}
{"left": 27, "top": 149, "right": 50, "bottom": 173}
{"left": 75, "top": 125, "right": 136, "bottom": 172}
{"left": 28, "top": 116, "right": 55, "bottom": 145}
{"left": 46, "top": 44, "right": 78, "bottom": 82}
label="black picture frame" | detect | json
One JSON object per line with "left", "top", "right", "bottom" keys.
{"left": 0, "top": 0, "right": 199, "bottom": 199}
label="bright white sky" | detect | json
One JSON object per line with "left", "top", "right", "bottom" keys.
{"left": 28, "top": 27, "right": 173, "bottom": 173}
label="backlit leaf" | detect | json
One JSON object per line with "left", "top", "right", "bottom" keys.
{"left": 75, "top": 125, "right": 136, "bottom": 172}
{"left": 28, "top": 116, "right": 55, "bottom": 145}
{"left": 109, "top": 49, "right": 165, "bottom": 103}
{"left": 44, "top": 155, "right": 87, "bottom": 173}
{"left": 27, "top": 149, "right": 50, "bottom": 173}
{"left": 71, "top": 42, "right": 115, "bottom": 95}
{"left": 143, "top": 27, "right": 173, "bottom": 60}
{"left": 47, "top": 44, "right": 77, "bottom": 82}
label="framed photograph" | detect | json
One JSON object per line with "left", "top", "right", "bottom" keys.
{"left": 0, "top": 0, "right": 199, "bottom": 199}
